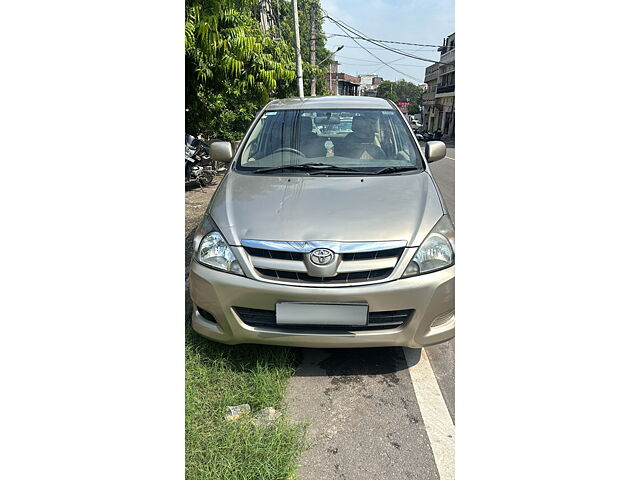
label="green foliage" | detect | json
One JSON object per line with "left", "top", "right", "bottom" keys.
{"left": 375, "top": 80, "right": 397, "bottom": 102}
{"left": 187, "top": 89, "right": 262, "bottom": 141}
{"left": 185, "top": 0, "right": 335, "bottom": 140}
{"left": 376, "top": 79, "right": 423, "bottom": 106}
{"left": 274, "top": 0, "right": 333, "bottom": 96}
{"left": 185, "top": 0, "right": 297, "bottom": 139}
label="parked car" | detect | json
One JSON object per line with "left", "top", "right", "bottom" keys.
{"left": 189, "top": 96, "right": 454, "bottom": 348}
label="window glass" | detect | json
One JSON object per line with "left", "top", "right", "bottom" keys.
{"left": 238, "top": 108, "right": 422, "bottom": 174}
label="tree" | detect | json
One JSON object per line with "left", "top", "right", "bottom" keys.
{"left": 375, "top": 80, "right": 397, "bottom": 102}
{"left": 185, "top": 0, "right": 335, "bottom": 139}
{"left": 276, "top": 0, "right": 332, "bottom": 96}
{"left": 376, "top": 79, "right": 423, "bottom": 114}
{"left": 185, "top": 0, "right": 296, "bottom": 139}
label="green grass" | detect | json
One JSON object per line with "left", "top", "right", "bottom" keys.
{"left": 185, "top": 326, "right": 305, "bottom": 480}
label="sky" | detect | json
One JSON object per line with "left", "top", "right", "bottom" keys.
{"left": 320, "top": 0, "right": 454, "bottom": 85}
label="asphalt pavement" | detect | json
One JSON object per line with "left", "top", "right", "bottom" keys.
{"left": 285, "top": 145, "right": 455, "bottom": 480}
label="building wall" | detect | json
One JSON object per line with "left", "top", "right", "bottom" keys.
{"left": 322, "top": 67, "right": 361, "bottom": 96}
{"left": 324, "top": 62, "right": 339, "bottom": 95}
{"left": 337, "top": 80, "right": 359, "bottom": 96}
{"left": 425, "top": 32, "right": 454, "bottom": 137}
{"left": 358, "top": 75, "right": 383, "bottom": 96}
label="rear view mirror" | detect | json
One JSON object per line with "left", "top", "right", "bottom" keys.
{"left": 425, "top": 141, "right": 446, "bottom": 163}
{"left": 209, "top": 141, "right": 234, "bottom": 164}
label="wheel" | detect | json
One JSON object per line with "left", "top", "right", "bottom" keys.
{"left": 214, "top": 161, "right": 226, "bottom": 174}
{"left": 273, "top": 147, "right": 306, "bottom": 157}
{"left": 199, "top": 171, "right": 214, "bottom": 186}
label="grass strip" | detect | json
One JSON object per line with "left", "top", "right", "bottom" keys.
{"left": 186, "top": 327, "right": 305, "bottom": 480}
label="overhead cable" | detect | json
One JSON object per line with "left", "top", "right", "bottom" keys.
{"left": 327, "top": 33, "right": 443, "bottom": 48}
{"left": 323, "top": 12, "right": 451, "bottom": 66}
{"left": 325, "top": 15, "right": 424, "bottom": 83}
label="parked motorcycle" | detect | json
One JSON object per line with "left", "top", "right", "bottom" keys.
{"left": 424, "top": 130, "right": 443, "bottom": 141}
{"left": 185, "top": 135, "right": 215, "bottom": 186}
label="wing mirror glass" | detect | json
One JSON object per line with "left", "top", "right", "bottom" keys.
{"left": 209, "top": 141, "right": 234, "bottom": 164}
{"left": 425, "top": 140, "right": 446, "bottom": 163}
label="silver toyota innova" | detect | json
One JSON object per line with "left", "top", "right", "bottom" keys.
{"left": 189, "top": 96, "right": 454, "bottom": 348}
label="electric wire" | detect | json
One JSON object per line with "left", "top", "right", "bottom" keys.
{"left": 327, "top": 33, "right": 443, "bottom": 48}
{"left": 323, "top": 13, "right": 425, "bottom": 83}
{"left": 323, "top": 11, "right": 451, "bottom": 66}
{"left": 335, "top": 53, "right": 426, "bottom": 68}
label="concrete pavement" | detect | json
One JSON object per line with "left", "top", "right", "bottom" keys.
{"left": 287, "top": 348, "right": 440, "bottom": 480}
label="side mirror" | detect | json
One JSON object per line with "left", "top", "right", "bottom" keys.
{"left": 209, "top": 141, "right": 234, "bottom": 164}
{"left": 425, "top": 140, "right": 446, "bottom": 163}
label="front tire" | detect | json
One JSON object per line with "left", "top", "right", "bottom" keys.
{"left": 199, "top": 171, "right": 214, "bottom": 186}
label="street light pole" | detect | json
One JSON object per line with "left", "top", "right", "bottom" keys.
{"left": 317, "top": 45, "right": 343, "bottom": 66}
{"left": 292, "top": 0, "right": 304, "bottom": 99}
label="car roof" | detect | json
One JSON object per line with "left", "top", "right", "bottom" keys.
{"left": 265, "top": 96, "right": 394, "bottom": 110}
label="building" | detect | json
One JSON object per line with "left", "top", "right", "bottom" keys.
{"left": 336, "top": 73, "right": 361, "bottom": 96}
{"left": 359, "top": 74, "right": 384, "bottom": 96}
{"left": 324, "top": 62, "right": 361, "bottom": 96}
{"left": 422, "top": 32, "right": 455, "bottom": 137}
{"left": 422, "top": 64, "right": 440, "bottom": 130}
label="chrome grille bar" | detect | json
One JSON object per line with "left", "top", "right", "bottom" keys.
{"left": 241, "top": 239, "right": 406, "bottom": 253}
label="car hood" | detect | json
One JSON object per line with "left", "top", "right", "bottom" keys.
{"left": 209, "top": 171, "right": 445, "bottom": 247}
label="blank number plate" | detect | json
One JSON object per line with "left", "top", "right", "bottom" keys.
{"left": 275, "top": 302, "right": 368, "bottom": 326}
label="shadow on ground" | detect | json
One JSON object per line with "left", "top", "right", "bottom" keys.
{"left": 291, "top": 346, "right": 419, "bottom": 378}
{"left": 184, "top": 180, "right": 210, "bottom": 192}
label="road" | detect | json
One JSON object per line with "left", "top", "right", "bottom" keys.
{"left": 286, "top": 145, "right": 455, "bottom": 480}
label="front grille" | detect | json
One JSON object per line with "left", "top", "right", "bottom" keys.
{"left": 255, "top": 267, "right": 394, "bottom": 284}
{"left": 234, "top": 307, "right": 413, "bottom": 331}
{"left": 341, "top": 247, "right": 404, "bottom": 261}
{"left": 244, "top": 247, "right": 304, "bottom": 261}
{"left": 244, "top": 243, "right": 405, "bottom": 285}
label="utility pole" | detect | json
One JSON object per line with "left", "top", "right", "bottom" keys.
{"left": 310, "top": 1, "right": 317, "bottom": 96}
{"left": 292, "top": 0, "right": 304, "bottom": 99}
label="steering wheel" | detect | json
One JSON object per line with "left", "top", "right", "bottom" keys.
{"left": 273, "top": 147, "right": 306, "bottom": 157}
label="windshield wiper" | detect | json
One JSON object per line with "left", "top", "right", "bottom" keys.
{"left": 372, "top": 166, "right": 420, "bottom": 175}
{"left": 253, "top": 162, "right": 362, "bottom": 174}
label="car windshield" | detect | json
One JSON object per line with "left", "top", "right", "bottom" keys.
{"left": 237, "top": 108, "right": 423, "bottom": 174}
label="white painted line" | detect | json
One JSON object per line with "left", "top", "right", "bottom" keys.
{"left": 444, "top": 156, "right": 456, "bottom": 160}
{"left": 403, "top": 347, "right": 455, "bottom": 480}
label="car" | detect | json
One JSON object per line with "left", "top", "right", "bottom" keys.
{"left": 189, "top": 96, "right": 454, "bottom": 348}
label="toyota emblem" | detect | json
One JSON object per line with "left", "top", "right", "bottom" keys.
{"left": 309, "top": 248, "right": 335, "bottom": 266}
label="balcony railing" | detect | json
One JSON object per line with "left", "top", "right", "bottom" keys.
{"left": 436, "top": 84, "right": 455, "bottom": 94}
{"left": 440, "top": 49, "right": 455, "bottom": 63}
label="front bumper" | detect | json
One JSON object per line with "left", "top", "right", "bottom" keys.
{"left": 189, "top": 261, "right": 454, "bottom": 348}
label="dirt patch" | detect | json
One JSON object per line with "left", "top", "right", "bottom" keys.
{"left": 185, "top": 179, "right": 220, "bottom": 268}
{"left": 185, "top": 178, "right": 221, "bottom": 315}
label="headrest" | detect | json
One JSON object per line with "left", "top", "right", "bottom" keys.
{"left": 300, "top": 116, "right": 313, "bottom": 133}
{"left": 351, "top": 116, "right": 374, "bottom": 136}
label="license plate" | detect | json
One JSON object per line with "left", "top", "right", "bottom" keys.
{"left": 275, "top": 302, "right": 369, "bottom": 326}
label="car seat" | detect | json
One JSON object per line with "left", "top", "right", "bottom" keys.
{"left": 339, "top": 116, "right": 386, "bottom": 159}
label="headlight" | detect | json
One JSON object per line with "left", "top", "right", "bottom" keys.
{"left": 194, "top": 215, "right": 245, "bottom": 276}
{"left": 403, "top": 215, "right": 454, "bottom": 277}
